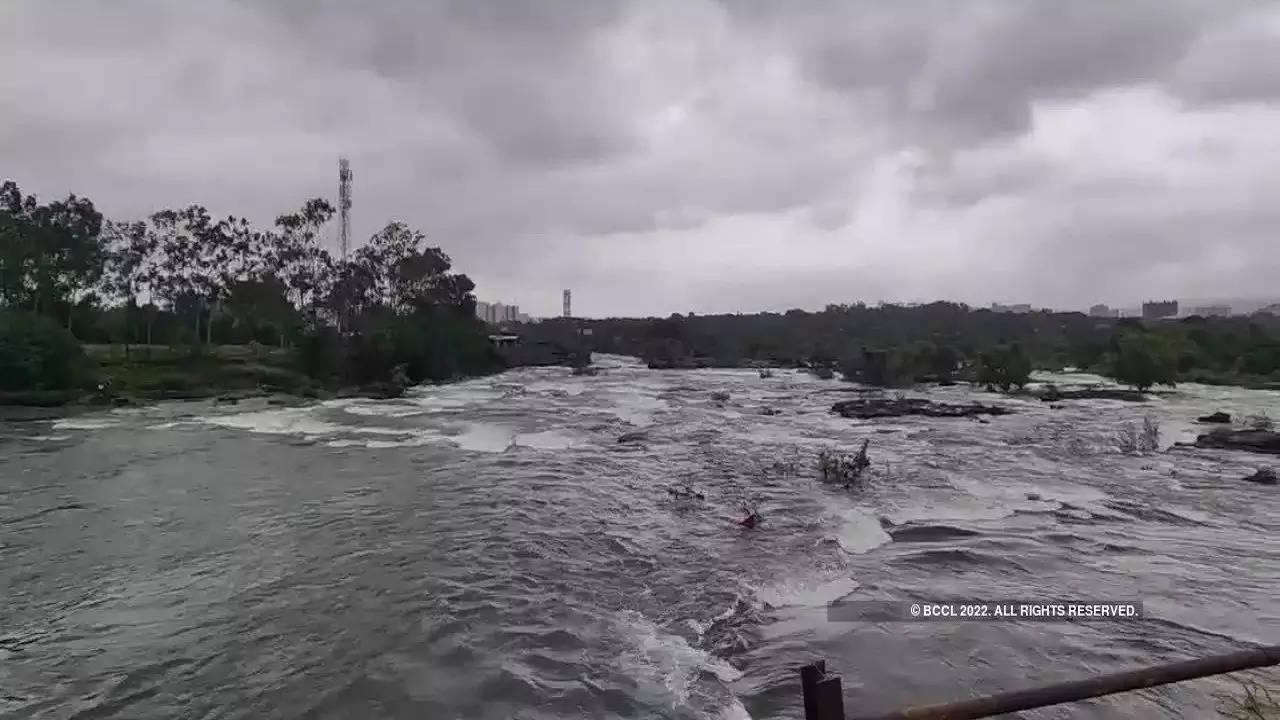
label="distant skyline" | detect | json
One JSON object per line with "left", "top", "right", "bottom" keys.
{"left": 6, "top": 1, "right": 1280, "bottom": 318}
{"left": 557, "top": 293, "right": 1280, "bottom": 320}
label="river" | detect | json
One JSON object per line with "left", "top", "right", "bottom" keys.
{"left": 2, "top": 355, "right": 1277, "bottom": 719}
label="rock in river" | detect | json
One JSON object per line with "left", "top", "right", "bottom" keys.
{"left": 1194, "top": 429, "right": 1280, "bottom": 455}
{"left": 1243, "top": 467, "right": 1277, "bottom": 485}
{"left": 1039, "top": 387, "right": 1148, "bottom": 402}
{"left": 1197, "top": 411, "right": 1231, "bottom": 424}
{"left": 831, "top": 397, "right": 1012, "bottom": 420}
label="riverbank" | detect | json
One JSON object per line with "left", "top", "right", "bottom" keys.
{"left": 0, "top": 343, "right": 510, "bottom": 408}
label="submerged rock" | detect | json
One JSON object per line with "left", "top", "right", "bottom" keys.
{"left": 832, "top": 397, "right": 1012, "bottom": 420}
{"left": 1197, "top": 411, "right": 1232, "bottom": 424}
{"left": 1243, "top": 467, "right": 1277, "bottom": 485}
{"left": 1194, "top": 429, "right": 1280, "bottom": 455}
{"left": 358, "top": 382, "right": 406, "bottom": 400}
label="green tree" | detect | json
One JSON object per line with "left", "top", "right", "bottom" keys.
{"left": 0, "top": 181, "right": 104, "bottom": 321}
{"left": 0, "top": 311, "right": 90, "bottom": 390}
{"left": 1110, "top": 332, "right": 1178, "bottom": 390}
{"left": 976, "top": 343, "right": 1031, "bottom": 391}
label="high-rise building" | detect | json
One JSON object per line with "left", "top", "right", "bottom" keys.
{"left": 1089, "top": 304, "right": 1119, "bottom": 318}
{"left": 476, "top": 299, "right": 528, "bottom": 324}
{"left": 1142, "top": 300, "right": 1178, "bottom": 321}
{"left": 563, "top": 289, "right": 572, "bottom": 318}
{"left": 991, "top": 303, "right": 1032, "bottom": 313}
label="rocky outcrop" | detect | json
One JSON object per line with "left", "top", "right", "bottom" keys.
{"left": 1194, "top": 429, "right": 1280, "bottom": 455}
{"left": 1039, "top": 387, "right": 1147, "bottom": 402}
{"left": 1197, "top": 411, "right": 1232, "bottom": 424}
{"left": 832, "top": 397, "right": 1012, "bottom": 420}
{"left": 1243, "top": 467, "right": 1277, "bottom": 485}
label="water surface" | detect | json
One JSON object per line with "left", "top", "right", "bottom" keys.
{"left": 2, "top": 356, "right": 1277, "bottom": 719}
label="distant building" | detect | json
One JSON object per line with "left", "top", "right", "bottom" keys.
{"left": 991, "top": 303, "right": 1032, "bottom": 313}
{"left": 1189, "top": 305, "right": 1231, "bottom": 317}
{"left": 1256, "top": 303, "right": 1280, "bottom": 316}
{"left": 1142, "top": 300, "right": 1178, "bottom": 321}
{"left": 1089, "top": 304, "right": 1119, "bottom": 318}
{"left": 475, "top": 299, "right": 525, "bottom": 325}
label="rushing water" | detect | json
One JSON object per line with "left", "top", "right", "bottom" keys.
{"left": 2, "top": 355, "right": 1278, "bottom": 719}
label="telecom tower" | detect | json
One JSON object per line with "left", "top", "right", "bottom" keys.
{"left": 563, "top": 289, "right": 572, "bottom": 318}
{"left": 338, "top": 157, "right": 353, "bottom": 260}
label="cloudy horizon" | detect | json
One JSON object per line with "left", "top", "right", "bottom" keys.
{"left": 5, "top": 1, "right": 1279, "bottom": 318}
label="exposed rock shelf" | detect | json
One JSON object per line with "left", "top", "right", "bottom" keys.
{"left": 1193, "top": 429, "right": 1280, "bottom": 455}
{"left": 831, "top": 397, "right": 1012, "bottom": 420}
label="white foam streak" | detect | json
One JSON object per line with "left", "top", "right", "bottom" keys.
{"left": 50, "top": 417, "right": 120, "bottom": 430}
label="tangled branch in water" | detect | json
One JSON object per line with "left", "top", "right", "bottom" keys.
{"left": 1245, "top": 412, "right": 1274, "bottom": 432}
{"left": 818, "top": 439, "right": 871, "bottom": 488}
{"left": 1217, "top": 679, "right": 1280, "bottom": 720}
{"left": 1116, "top": 415, "right": 1160, "bottom": 454}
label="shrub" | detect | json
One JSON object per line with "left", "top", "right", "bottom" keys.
{"left": 0, "top": 311, "right": 92, "bottom": 391}
{"left": 1116, "top": 415, "right": 1160, "bottom": 454}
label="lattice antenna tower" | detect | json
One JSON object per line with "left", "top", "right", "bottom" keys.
{"left": 563, "top": 289, "right": 572, "bottom": 318}
{"left": 338, "top": 157, "right": 353, "bottom": 260}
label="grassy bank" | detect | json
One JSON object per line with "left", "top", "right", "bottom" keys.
{"left": 94, "top": 345, "right": 322, "bottom": 403}
{"left": 0, "top": 343, "right": 320, "bottom": 407}
{"left": 0, "top": 341, "right": 518, "bottom": 408}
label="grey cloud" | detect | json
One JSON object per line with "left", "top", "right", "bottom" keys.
{"left": 6, "top": 0, "right": 1280, "bottom": 316}
{"left": 255, "top": 0, "right": 638, "bottom": 168}
{"left": 724, "top": 0, "right": 1253, "bottom": 143}
{"left": 1169, "top": 9, "right": 1280, "bottom": 104}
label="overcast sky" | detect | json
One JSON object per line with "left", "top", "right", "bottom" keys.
{"left": 5, "top": 1, "right": 1279, "bottom": 317}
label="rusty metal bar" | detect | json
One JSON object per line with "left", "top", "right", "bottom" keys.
{"left": 801, "top": 660, "right": 827, "bottom": 720}
{"left": 848, "top": 645, "right": 1280, "bottom": 720}
{"left": 815, "top": 675, "right": 847, "bottom": 720}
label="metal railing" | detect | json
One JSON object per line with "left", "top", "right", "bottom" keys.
{"left": 799, "top": 645, "right": 1280, "bottom": 720}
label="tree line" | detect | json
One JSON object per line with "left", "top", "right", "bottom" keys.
{"left": 527, "top": 302, "right": 1280, "bottom": 391}
{"left": 0, "top": 178, "right": 501, "bottom": 394}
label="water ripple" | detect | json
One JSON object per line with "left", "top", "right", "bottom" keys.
{"left": 1, "top": 356, "right": 1277, "bottom": 718}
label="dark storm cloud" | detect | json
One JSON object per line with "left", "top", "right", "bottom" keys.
{"left": 4, "top": 0, "right": 1279, "bottom": 316}
{"left": 721, "top": 0, "right": 1252, "bottom": 143}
